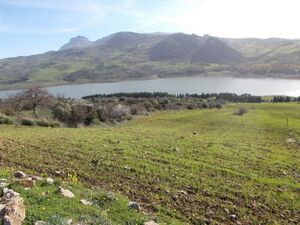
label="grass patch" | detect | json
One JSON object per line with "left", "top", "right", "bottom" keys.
{"left": 0, "top": 103, "right": 299, "bottom": 224}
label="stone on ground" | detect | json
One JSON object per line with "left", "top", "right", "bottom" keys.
{"left": 128, "top": 201, "right": 141, "bottom": 212}
{"left": 58, "top": 186, "right": 75, "bottom": 198}
{"left": 14, "top": 171, "right": 26, "bottom": 179}
{"left": 1, "top": 196, "right": 25, "bottom": 225}
{"left": 144, "top": 221, "right": 159, "bottom": 225}
{"left": 80, "top": 199, "right": 93, "bottom": 205}
{"left": 46, "top": 178, "right": 54, "bottom": 184}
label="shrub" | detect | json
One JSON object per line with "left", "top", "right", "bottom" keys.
{"left": 36, "top": 120, "right": 51, "bottom": 127}
{"left": 215, "top": 102, "right": 223, "bottom": 109}
{"left": 97, "top": 106, "right": 109, "bottom": 122}
{"left": 234, "top": 107, "right": 248, "bottom": 116}
{"left": 50, "top": 122, "right": 61, "bottom": 128}
{"left": 20, "top": 118, "right": 36, "bottom": 126}
{"left": 52, "top": 103, "right": 72, "bottom": 123}
{"left": 0, "top": 115, "right": 13, "bottom": 125}
{"left": 111, "top": 104, "right": 131, "bottom": 122}
{"left": 187, "top": 104, "right": 195, "bottom": 110}
{"left": 1, "top": 108, "right": 15, "bottom": 116}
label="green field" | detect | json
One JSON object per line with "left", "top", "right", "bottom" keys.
{"left": 0, "top": 103, "right": 299, "bottom": 224}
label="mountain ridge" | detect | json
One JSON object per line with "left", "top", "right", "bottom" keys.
{"left": 0, "top": 31, "right": 300, "bottom": 91}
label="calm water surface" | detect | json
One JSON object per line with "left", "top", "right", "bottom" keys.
{"left": 0, "top": 77, "right": 300, "bottom": 98}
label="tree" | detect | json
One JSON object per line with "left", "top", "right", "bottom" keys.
{"left": 2, "top": 92, "right": 26, "bottom": 112}
{"left": 22, "top": 86, "right": 51, "bottom": 114}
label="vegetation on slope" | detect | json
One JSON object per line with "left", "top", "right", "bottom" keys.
{"left": 0, "top": 103, "right": 299, "bottom": 224}
{"left": 1, "top": 32, "right": 300, "bottom": 90}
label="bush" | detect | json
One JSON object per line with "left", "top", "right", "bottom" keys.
{"left": 36, "top": 120, "right": 51, "bottom": 127}
{"left": 111, "top": 104, "right": 131, "bottom": 122}
{"left": 52, "top": 103, "right": 72, "bottom": 123}
{"left": 0, "top": 115, "right": 13, "bottom": 125}
{"left": 215, "top": 102, "right": 223, "bottom": 109}
{"left": 234, "top": 107, "right": 248, "bottom": 116}
{"left": 50, "top": 122, "right": 61, "bottom": 128}
{"left": 97, "top": 106, "right": 109, "bottom": 122}
{"left": 20, "top": 118, "right": 36, "bottom": 126}
{"left": 1, "top": 108, "right": 15, "bottom": 116}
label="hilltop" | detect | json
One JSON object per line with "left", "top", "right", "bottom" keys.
{"left": 0, "top": 32, "right": 300, "bottom": 90}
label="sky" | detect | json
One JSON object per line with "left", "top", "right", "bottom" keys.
{"left": 0, "top": 0, "right": 300, "bottom": 59}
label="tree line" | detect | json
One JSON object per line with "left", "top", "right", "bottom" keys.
{"left": 272, "top": 96, "right": 300, "bottom": 103}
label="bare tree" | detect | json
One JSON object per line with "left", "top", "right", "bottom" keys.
{"left": 22, "top": 86, "right": 51, "bottom": 114}
{"left": 7, "top": 92, "right": 26, "bottom": 112}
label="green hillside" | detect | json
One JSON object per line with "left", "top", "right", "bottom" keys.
{"left": 1, "top": 32, "right": 300, "bottom": 91}
{"left": 0, "top": 103, "right": 299, "bottom": 224}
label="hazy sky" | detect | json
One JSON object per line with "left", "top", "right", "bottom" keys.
{"left": 1, "top": 0, "right": 299, "bottom": 58}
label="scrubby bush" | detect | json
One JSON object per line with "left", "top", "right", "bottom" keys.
{"left": 50, "top": 122, "right": 61, "bottom": 128}
{"left": 20, "top": 118, "right": 36, "bottom": 126}
{"left": 1, "top": 108, "right": 16, "bottom": 116}
{"left": 52, "top": 103, "right": 72, "bottom": 122}
{"left": 97, "top": 106, "right": 109, "bottom": 122}
{"left": 0, "top": 115, "right": 13, "bottom": 125}
{"left": 234, "top": 107, "right": 248, "bottom": 116}
{"left": 36, "top": 120, "right": 51, "bottom": 127}
{"left": 111, "top": 104, "right": 131, "bottom": 122}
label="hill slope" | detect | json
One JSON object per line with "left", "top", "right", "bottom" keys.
{"left": 0, "top": 32, "right": 300, "bottom": 90}
{"left": 0, "top": 103, "right": 299, "bottom": 224}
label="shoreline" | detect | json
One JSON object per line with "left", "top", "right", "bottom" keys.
{"left": 0, "top": 73, "right": 300, "bottom": 93}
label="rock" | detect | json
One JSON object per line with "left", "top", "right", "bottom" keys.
{"left": 34, "top": 221, "right": 46, "bottom": 225}
{"left": 2, "top": 197, "right": 26, "bottom": 225}
{"left": 46, "top": 178, "right": 54, "bottom": 184}
{"left": 67, "top": 219, "right": 73, "bottom": 224}
{"left": 2, "top": 188, "right": 9, "bottom": 195}
{"left": 55, "top": 171, "right": 63, "bottom": 176}
{"left": 144, "top": 221, "right": 159, "bottom": 225}
{"left": 30, "top": 176, "right": 42, "bottom": 181}
{"left": 0, "top": 182, "right": 8, "bottom": 188}
{"left": 17, "top": 179, "right": 36, "bottom": 188}
{"left": 58, "top": 186, "right": 74, "bottom": 198}
{"left": 173, "top": 147, "right": 179, "bottom": 152}
{"left": 0, "top": 203, "right": 5, "bottom": 213}
{"left": 128, "top": 201, "right": 141, "bottom": 212}
{"left": 178, "top": 190, "right": 188, "bottom": 195}
{"left": 14, "top": 171, "right": 26, "bottom": 179}
{"left": 2, "top": 189, "right": 20, "bottom": 202}
{"left": 230, "top": 214, "right": 237, "bottom": 220}
{"left": 80, "top": 199, "right": 93, "bottom": 206}
{"left": 286, "top": 138, "right": 297, "bottom": 143}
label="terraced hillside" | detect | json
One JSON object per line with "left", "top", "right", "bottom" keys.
{"left": 0, "top": 103, "right": 299, "bottom": 224}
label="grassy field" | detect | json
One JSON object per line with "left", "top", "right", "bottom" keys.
{"left": 0, "top": 103, "right": 299, "bottom": 224}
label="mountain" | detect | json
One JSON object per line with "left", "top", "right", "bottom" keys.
{"left": 149, "top": 33, "right": 243, "bottom": 63}
{"left": 60, "top": 35, "right": 93, "bottom": 50}
{"left": 0, "top": 32, "right": 300, "bottom": 91}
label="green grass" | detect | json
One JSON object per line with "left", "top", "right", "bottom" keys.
{"left": 0, "top": 103, "right": 299, "bottom": 224}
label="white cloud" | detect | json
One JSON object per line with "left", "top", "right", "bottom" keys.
{"left": 1, "top": 0, "right": 300, "bottom": 37}
{"left": 127, "top": 0, "right": 300, "bottom": 38}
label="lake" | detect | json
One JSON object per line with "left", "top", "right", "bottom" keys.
{"left": 0, "top": 77, "right": 300, "bottom": 98}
